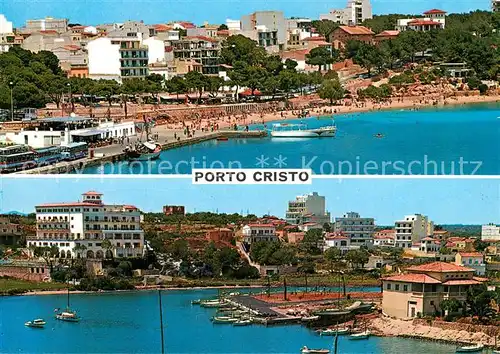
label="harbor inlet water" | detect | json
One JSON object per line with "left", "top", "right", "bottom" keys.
{"left": 1, "top": 289, "right": 460, "bottom": 353}
{"left": 82, "top": 103, "right": 500, "bottom": 175}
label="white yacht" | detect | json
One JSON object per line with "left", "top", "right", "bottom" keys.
{"left": 270, "top": 123, "right": 336, "bottom": 138}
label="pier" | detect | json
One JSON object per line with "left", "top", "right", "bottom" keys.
{"left": 16, "top": 130, "right": 267, "bottom": 174}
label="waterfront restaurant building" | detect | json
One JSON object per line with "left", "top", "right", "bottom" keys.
{"left": 28, "top": 191, "right": 144, "bottom": 259}
{"left": 381, "top": 262, "right": 486, "bottom": 319}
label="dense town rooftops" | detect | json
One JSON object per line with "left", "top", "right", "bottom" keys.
{"left": 406, "top": 261, "right": 474, "bottom": 273}
{"left": 337, "top": 26, "right": 374, "bottom": 35}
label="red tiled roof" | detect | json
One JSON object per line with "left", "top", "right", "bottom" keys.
{"left": 407, "top": 261, "right": 474, "bottom": 273}
{"left": 473, "top": 276, "right": 488, "bottom": 282}
{"left": 383, "top": 273, "right": 441, "bottom": 284}
{"left": 326, "top": 235, "right": 348, "bottom": 240}
{"left": 63, "top": 45, "right": 81, "bottom": 51}
{"left": 433, "top": 230, "right": 449, "bottom": 234}
{"left": 217, "top": 30, "right": 230, "bottom": 36}
{"left": 123, "top": 205, "right": 138, "bottom": 210}
{"left": 338, "top": 26, "right": 374, "bottom": 35}
{"left": 423, "top": 9, "right": 447, "bottom": 14}
{"left": 39, "top": 30, "right": 58, "bottom": 34}
{"left": 154, "top": 24, "right": 173, "bottom": 32}
{"left": 280, "top": 49, "right": 309, "bottom": 61}
{"left": 375, "top": 30, "right": 400, "bottom": 37}
{"left": 374, "top": 235, "right": 394, "bottom": 239}
{"left": 442, "top": 279, "right": 481, "bottom": 286}
{"left": 302, "top": 36, "right": 326, "bottom": 41}
{"left": 408, "top": 20, "right": 442, "bottom": 26}
{"left": 83, "top": 191, "right": 102, "bottom": 196}
{"left": 179, "top": 22, "right": 196, "bottom": 29}
{"left": 183, "top": 35, "right": 218, "bottom": 43}
{"left": 246, "top": 224, "right": 275, "bottom": 228}
{"left": 457, "top": 252, "right": 483, "bottom": 258}
{"left": 421, "top": 237, "right": 436, "bottom": 241}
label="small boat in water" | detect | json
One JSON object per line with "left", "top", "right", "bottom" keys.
{"left": 456, "top": 343, "right": 484, "bottom": 353}
{"left": 319, "top": 327, "right": 350, "bottom": 336}
{"left": 191, "top": 299, "right": 202, "bottom": 305}
{"left": 270, "top": 123, "right": 336, "bottom": 138}
{"left": 216, "top": 137, "right": 229, "bottom": 142}
{"left": 211, "top": 316, "right": 239, "bottom": 324}
{"left": 300, "top": 346, "right": 330, "bottom": 354}
{"left": 55, "top": 289, "right": 80, "bottom": 322}
{"left": 233, "top": 319, "right": 252, "bottom": 326}
{"left": 25, "top": 319, "right": 46, "bottom": 328}
{"left": 349, "top": 331, "right": 370, "bottom": 340}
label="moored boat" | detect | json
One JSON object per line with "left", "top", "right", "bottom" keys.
{"left": 233, "top": 319, "right": 252, "bottom": 326}
{"left": 300, "top": 346, "right": 330, "bottom": 354}
{"left": 211, "top": 316, "right": 239, "bottom": 324}
{"left": 55, "top": 311, "right": 80, "bottom": 322}
{"left": 456, "top": 343, "right": 484, "bottom": 353}
{"left": 25, "top": 319, "right": 46, "bottom": 328}
{"left": 319, "top": 327, "right": 350, "bottom": 336}
{"left": 301, "top": 315, "right": 320, "bottom": 322}
{"left": 191, "top": 299, "right": 202, "bottom": 305}
{"left": 124, "top": 141, "right": 161, "bottom": 161}
{"left": 270, "top": 123, "right": 336, "bottom": 138}
{"left": 349, "top": 330, "right": 370, "bottom": 340}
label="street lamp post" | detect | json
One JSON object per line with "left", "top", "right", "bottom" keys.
{"left": 8, "top": 81, "right": 14, "bottom": 121}
{"left": 67, "top": 82, "right": 72, "bottom": 113}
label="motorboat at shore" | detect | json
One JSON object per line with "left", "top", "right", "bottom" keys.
{"left": 319, "top": 327, "right": 350, "bottom": 336}
{"left": 25, "top": 319, "right": 46, "bottom": 328}
{"left": 349, "top": 330, "right": 370, "bottom": 340}
{"left": 455, "top": 343, "right": 484, "bottom": 353}
{"left": 123, "top": 141, "right": 161, "bottom": 161}
{"left": 270, "top": 123, "right": 336, "bottom": 138}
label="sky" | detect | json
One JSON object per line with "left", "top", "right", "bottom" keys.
{"left": 0, "top": 177, "right": 498, "bottom": 225}
{"left": 0, "top": 0, "right": 491, "bottom": 27}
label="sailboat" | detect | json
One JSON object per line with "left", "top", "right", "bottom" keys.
{"left": 55, "top": 289, "right": 80, "bottom": 322}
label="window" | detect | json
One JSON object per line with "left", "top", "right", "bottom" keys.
{"left": 395, "top": 284, "right": 400, "bottom": 291}
{"left": 386, "top": 283, "right": 391, "bottom": 290}
{"left": 403, "top": 285, "right": 408, "bottom": 292}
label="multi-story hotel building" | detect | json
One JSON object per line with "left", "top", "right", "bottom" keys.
{"left": 394, "top": 214, "right": 434, "bottom": 249}
{"left": 171, "top": 36, "right": 220, "bottom": 75}
{"left": 29, "top": 192, "right": 144, "bottom": 259}
{"left": 334, "top": 212, "right": 375, "bottom": 247}
{"left": 285, "top": 192, "right": 331, "bottom": 226}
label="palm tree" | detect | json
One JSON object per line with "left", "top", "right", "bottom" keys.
{"left": 72, "top": 244, "right": 87, "bottom": 259}
{"left": 101, "top": 239, "right": 114, "bottom": 259}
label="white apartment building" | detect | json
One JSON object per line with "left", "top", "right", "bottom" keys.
{"left": 320, "top": 0, "right": 372, "bottom": 26}
{"left": 241, "top": 11, "right": 287, "bottom": 51}
{"left": 494, "top": 0, "right": 500, "bottom": 12}
{"left": 28, "top": 192, "right": 144, "bottom": 259}
{"left": 481, "top": 223, "right": 500, "bottom": 241}
{"left": 334, "top": 212, "right": 375, "bottom": 247}
{"left": 143, "top": 37, "right": 166, "bottom": 64}
{"left": 394, "top": 214, "right": 434, "bottom": 248}
{"left": 324, "top": 233, "right": 351, "bottom": 254}
{"left": 242, "top": 224, "right": 278, "bottom": 244}
{"left": 87, "top": 37, "right": 121, "bottom": 81}
{"left": 24, "top": 17, "right": 68, "bottom": 33}
{"left": 285, "top": 192, "right": 331, "bottom": 226}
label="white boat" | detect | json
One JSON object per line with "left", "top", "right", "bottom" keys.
{"left": 25, "top": 319, "right": 46, "bottom": 328}
{"left": 233, "top": 319, "right": 252, "bottom": 326}
{"left": 349, "top": 331, "right": 370, "bottom": 340}
{"left": 456, "top": 343, "right": 484, "bottom": 353}
{"left": 55, "top": 311, "right": 80, "bottom": 322}
{"left": 300, "top": 346, "right": 330, "bottom": 354}
{"left": 270, "top": 123, "right": 336, "bottom": 138}
{"left": 319, "top": 327, "right": 350, "bottom": 336}
{"left": 301, "top": 315, "right": 320, "bottom": 322}
{"left": 211, "top": 316, "right": 239, "bottom": 324}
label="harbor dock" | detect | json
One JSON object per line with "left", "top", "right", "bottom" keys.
{"left": 16, "top": 130, "right": 267, "bottom": 174}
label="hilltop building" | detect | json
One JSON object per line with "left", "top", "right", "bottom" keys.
{"left": 0, "top": 215, "right": 23, "bottom": 245}
{"left": 382, "top": 262, "right": 486, "bottom": 319}
{"left": 455, "top": 252, "right": 486, "bottom": 276}
{"left": 0, "top": 14, "right": 16, "bottom": 53}
{"left": 334, "top": 212, "right": 375, "bottom": 247}
{"left": 329, "top": 25, "right": 374, "bottom": 50}
{"left": 29, "top": 191, "right": 144, "bottom": 259}
{"left": 242, "top": 224, "right": 278, "bottom": 244}
{"left": 394, "top": 214, "right": 434, "bottom": 249}
{"left": 396, "top": 9, "right": 447, "bottom": 32}
{"left": 320, "top": 0, "right": 372, "bottom": 26}
{"left": 163, "top": 205, "right": 185, "bottom": 216}
{"left": 285, "top": 192, "right": 331, "bottom": 226}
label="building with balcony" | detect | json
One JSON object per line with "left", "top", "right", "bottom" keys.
{"left": 29, "top": 191, "right": 144, "bottom": 259}
{"left": 455, "top": 252, "right": 486, "bottom": 276}
{"left": 373, "top": 229, "right": 395, "bottom": 247}
{"left": 172, "top": 36, "right": 220, "bottom": 75}
{"left": 481, "top": 223, "right": 500, "bottom": 241}
{"left": 394, "top": 214, "right": 434, "bottom": 249}
{"left": 285, "top": 192, "right": 331, "bottom": 226}
{"left": 324, "top": 233, "right": 351, "bottom": 253}
{"left": 242, "top": 224, "right": 278, "bottom": 244}
{"left": 334, "top": 212, "right": 375, "bottom": 247}
{"left": 241, "top": 11, "right": 286, "bottom": 50}
{"left": 382, "top": 261, "right": 486, "bottom": 319}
